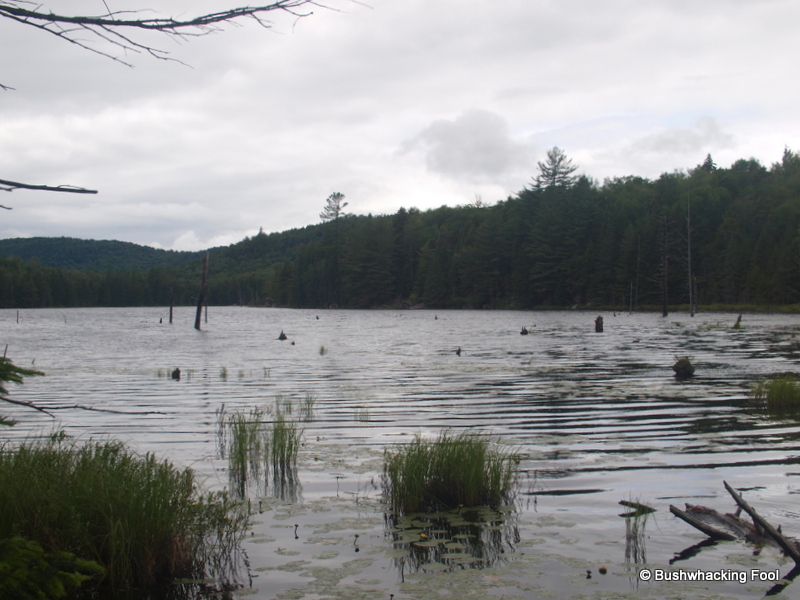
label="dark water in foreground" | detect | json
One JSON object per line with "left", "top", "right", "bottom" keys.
{"left": 3, "top": 307, "right": 800, "bottom": 599}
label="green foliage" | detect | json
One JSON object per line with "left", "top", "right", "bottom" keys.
{"left": 0, "top": 438, "right": 247, "bottom": 593}
{"left": 383, "top": 430, "right": 517, "bottom": 514}
{"left": 1, "top": 356, "right": 43, "bottom": 426}
{"left": 0, "top": 536, "right": 103, "bottom": 600}
{"left": 0, "top": 356, "right": 44, "bottom": 397}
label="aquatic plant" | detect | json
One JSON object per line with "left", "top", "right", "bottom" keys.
{"left": 319, "top": 345, "right": 328, "bottom": 356}
{"left": 383, "top": 430, "right": 518, "bottom": 514}
{"left": 300, "top": 392, "right": 316, "bottom": 422}
{"left": 621, "top": 496, "right": 651, "bottom": 564}
{"left": 270, "top": 409, "right": 302, "bottom": 478}
{"left": 220, "top": 366, "right": 228, "bottom": 380}
{"left": 354, "top": 407, "right": 371, "bottom": 422}
{"left": 0, "top": 437, "right": 248, "bottom": 595}
{"left": 219, "top": 401, "right": 303, "bottom": 500}
{"left": 224, "top": 406, "right": 268, "bottom": 496}
{"left": 386, "top": 505, "right": 516, "bottom": 573}
{"left": 751, "top": 375, "right": 800, "bottom": 416}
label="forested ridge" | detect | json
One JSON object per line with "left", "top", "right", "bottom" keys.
{"left": 3, "top": 150, "right": 800, "bottom": 311}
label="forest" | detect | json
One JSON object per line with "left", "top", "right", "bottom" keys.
{"left": 1, "top": 149, "right": 800, "bottom": 312}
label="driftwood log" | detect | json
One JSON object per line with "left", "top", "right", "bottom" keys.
{"left": 670, "top": 480, "right": 800, "bottom": 564}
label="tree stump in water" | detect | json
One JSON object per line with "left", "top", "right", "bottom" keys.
{"left": 673, "top": 357, "right": 695, "bottom": 380}
{"left": 595, "top": 316, "right": 603, "bottom": 333}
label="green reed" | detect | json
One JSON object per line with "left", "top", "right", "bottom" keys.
{"left": 219, "top": 400, "right": 303, "bottom": 499}
{"left": 300, "top": 392, "right": 317, "bottom": 422}
{"left": 751, "top": 375, "right": 800, "bottom": 416}
{"left": 383, "top": 430, "right": 518, "bottom": 514}
{"left": 0, "top": 437, "right": 247, "bottom": 595}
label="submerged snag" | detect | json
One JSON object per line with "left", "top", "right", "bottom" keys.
{"left": 673, "top": 356, "right": 695, "bottom": 380}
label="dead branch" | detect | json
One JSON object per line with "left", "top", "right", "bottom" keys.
{"left": 669, "top": 504, "right": 739, "bottom": 541}
{"left": 670, "top": 483, "right": 800, "bottom": 565}
{"left": 1, "top": 394, "right": 53, "bottom": 416}
{"left": 0, "top": 1, "right": 329, "bottom": 68}
{"left": 0, "top": 178, "right": 98, "bottom": 194}
{"left": 724, "top": 480, "right": 800, "bottom": 563}
{"left": 2, "top": 395, "right": 164, "bottom": 416}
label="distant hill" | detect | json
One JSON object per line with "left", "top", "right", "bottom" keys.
{"left": 0, "top": 237, "right": 200, "bottom": 272}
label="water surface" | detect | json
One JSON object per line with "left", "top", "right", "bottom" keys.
{"left": 3, "top": 307, "right": 800, "bottom": 599}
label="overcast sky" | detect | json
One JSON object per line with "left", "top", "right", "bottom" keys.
{"left": 1, "top": 0, "right": 798, "bottom": 251}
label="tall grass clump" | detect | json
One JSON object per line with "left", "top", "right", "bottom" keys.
{"left": 0, "top": 437, "right": 248, "bottom": 595}
{"left": 219, "top": 401, "right": 303, "bottom": 500}
{"left": 383, "top": 430, "right": 518, "bottom": 514}
{"left": 751, "top": 375, "right": 800, "bottom": 416}
{"left": 300, "top": 392, "right": 316, "bottom": 422}
{"left": 270, "top": 410, "right": 302, "bottom": 478}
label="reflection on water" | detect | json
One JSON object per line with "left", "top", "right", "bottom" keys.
{"left": 385, "top": 505, "right": 520, "bottom": 576}
{"left": 4, "top": 307, "right": 800, "bottom": 598}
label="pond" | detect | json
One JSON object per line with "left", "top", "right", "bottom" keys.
{"left": 3, "top": 307, "right": 800, "bottom": 599}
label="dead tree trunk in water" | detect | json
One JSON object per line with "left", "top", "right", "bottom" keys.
{"left": 661, "top": 211, "right": 668, "bottom": 317}
{"left": 194, "top": 251, "right": 209, "bottom": 331}
{"left": 169, "top": 287, "right": 174, "bottom": 324}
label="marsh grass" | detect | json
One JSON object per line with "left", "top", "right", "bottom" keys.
{"left": 219, "top": 400, "right": 304, "bottom": 500}
{"left": 354, "top": 407, "right": 371, "bottom": 422}
{"left": 751, "top": 375, "right": 800, "bottom": 416}
{"left": 621, "top": 496, "right": 651, "bottom": 564}
{"left": 0, "top": 437, "right": 248, "bottom": 595}
{"left": 300, "top": 392, "right": 316, "bottom": 422}
{"left": 383, "top": 430, "right": 518, "bottom": 514}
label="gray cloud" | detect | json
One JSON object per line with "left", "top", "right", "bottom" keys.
{"left": 1, "top": 1, "right": 798, "bottom": 249}
{"left": 402, "top": 110, "right": 533, "bottom": 181}
{"left": 629, "top": 116, "right": 735, "bottom": 155}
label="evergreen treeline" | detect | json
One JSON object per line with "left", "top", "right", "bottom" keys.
{"left": 3, "top": 150, "right": 800, "bottom": 310}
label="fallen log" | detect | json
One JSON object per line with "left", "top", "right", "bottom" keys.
{"left": 723, "top": 480, "right": 800, "bottom": 563}
{"left": 669, "top": 482, "right": 800, "bottom": 564}
{"left": 669, "top": 504, "right": 742, "bottom": 541}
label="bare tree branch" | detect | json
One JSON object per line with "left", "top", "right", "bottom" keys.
{"left": 0, "top": 1, "right": 329, "bottom": 68}
{"left": 1, "top": 394, "right": 53, "bottom": 416}
{"left": 0, "top": 1, "right": 354, "bottom": 196}
{"left": 0, "top": 178, "right": 98, "bottom": 194}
